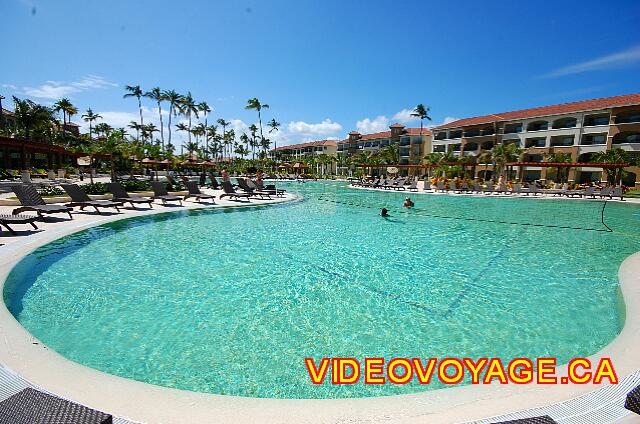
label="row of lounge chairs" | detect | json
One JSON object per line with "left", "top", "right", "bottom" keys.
{"left": 425, "top": 181, "right": 624, "bottom": 199}
{"left": 352, "top": 178, "right": 624, "bottom": 200}
{"left": 1, "top": 179, "right": 286, "bottom": 235}
{"left": 352, "top": 178, "right": 419, "bottom": 191}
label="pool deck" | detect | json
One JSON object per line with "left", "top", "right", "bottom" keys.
{"left": 0, "top": 185, "right": 639, "bottom": 423}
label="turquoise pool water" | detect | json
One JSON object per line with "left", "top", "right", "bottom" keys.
{"left": 4, "top": 181, "right": 640, "bottom": 399}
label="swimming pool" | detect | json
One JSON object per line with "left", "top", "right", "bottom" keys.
{"left": 3, "top": 181, "right": 639, "bottom": 399}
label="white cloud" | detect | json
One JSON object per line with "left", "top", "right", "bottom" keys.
{"left": 392, "top": 108, "right": 420, "bottom": 123}
{"left": 542, "top": 45, "right": 640, "bottom": 78}
{"left": 442, "top": 116, "right": 459, "bottom": 125}
{"left": 1, "top": 83, "right": 17, "bottom": 90}
{"left": 22, "top": 75, "right": 117, "bottom": 99}
{"left": 287, "top": 119, "right": 342, "bottom": 136}
{"left": 356, "top": 115, "right": 389, "bottom": 133}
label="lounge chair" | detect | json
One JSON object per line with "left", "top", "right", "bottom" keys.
{"left": 626, "top": 383, "right": 640, "bottom": 415}
{"left": 582, "top": 186, "right": 596, "bottom": 199}
{"left": 150, "top": 181, "right": 183, "bottom": 205}
{"left": 0, "top": 214, "right": 38, "bottom": 235}
{"left": 207, "top": 173, "right": 221, "bottom": 190}
{"left": 423, "top": 181, "right": 433, "bottom": 192}
{"left": 183, "top": 181, "right": 216, "bottom": 203}
{"left": 61, "top": 184, "right": 123, "bottom": 214}
{"left": 254, "top": 180, "right": 285, "bottom": 196}
{"left": 107, "top": 182, "right": 154, "bottom": 209}
{"left": 483, "top": 182, "right": 495, "bottom": 194}
{"left": 471, "top": 182, "right": 483, "bottom": 193}
{"left": 448, "top": 182, "right": 462, "bottom": 193}
{"left": 220, "top": 180, "right": 252, "bottom": 201}
{"left": 435, "top": 181, "right": 446, "bottom": 192}
{"left": 392, "top": 178, "right": 406, "bottom": 190}
{"left": 495, "top": 183, "right": 510, "bottom": 194}
{"left": 236, "top": 178, "right": 272, "bottom": 199}
{"left": 489, "top": 416, "right": 557, "bottom": 424}
{"left": 611, "top": 186, "right": 624, "bottom": 200}
{"left": 597, "top": 187, "right": 612, "bottom": 199}
{"left": 0, "top": 387, "right": 113, "bottom": 424}
{"left": 11, "top": 184, "right": 73, "bottom": 219}
{"left": 406, "top": 180, "right": 418, "bottom": 192}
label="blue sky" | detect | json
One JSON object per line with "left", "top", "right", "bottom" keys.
{"left": 2, "top": 0, "right": 640, "bottom": 148}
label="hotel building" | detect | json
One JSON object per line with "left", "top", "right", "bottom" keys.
{"left": 272, "top": 140, "right": 338, "bottom": 174}
{"left": 431, "top": 93, "right": 640, "bottom": 186}
{"left": 336, "top": 124, "right": 432, "bottom": 174}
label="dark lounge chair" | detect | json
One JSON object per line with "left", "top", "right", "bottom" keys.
{"left": 0, "top": 387, "right": 113, "bottom": 424}
{"left": 626, "top": 383, "right": 640, "bottom": 415}
{"left": 184, "top": 181, "right": 216, "bottom": 203}
{"left": 106, "top": 182, "right": 154, "bottom": 209}
{"left": 208, "top": 173, "right": 221, "bottom": 190}
{"left": 150, "top": 181, "right": 183, "bottom": 205}
{"left": 11, "top": 184, "right": 73, "bottom": 219}
{"left": 219, "top": 180, "right": 251, "bottom": 201}
{"left": 236, "top": 178, "right": 272, "bottom": 199}
{"left": 490, "top": 416, "right": 557, "bottom": 424}
{"left": 0, "top": 214, "right": 38, "bottom": 234}
{"left": 61, "top": 184, "right": 123, "bottom": 214}
{"left": 255, "top": 179, "right": 285, "bottom": 196}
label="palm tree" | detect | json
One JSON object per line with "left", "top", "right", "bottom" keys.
{"left": 123, "top": 85, "right": 144, "bottom": 129}
{"left": 476, "top": 150, "right": 493, "bottom": 180}
{"left": 592, "top": 148, "right": 633, "bottom": 185}
{"left": 411, "top": 104, "right": 432, "bottom": 135}
{"left": 162, "top": 90, "right": 183, "bottom": 148}
{"left": 53, "top": 98, "right": 75, "bottom": 132}
{"left": 82, "top": 108, "right": 102, "bottom": 140}
{"left": 424, "top": 152, "right": 443, "bottom": 178}
{"left": 491, "top": 143, "right": 523, "bottom": 179}
{"left": 245, "top": 97, "right": 269, "bottom": 152}
{"left": 198, "top": 101, "right": 212, "bottom": 155}
{"left": 178, "top": 92, "right": 199, "bottom": 145}
{"left": 267, "top": 118, "right": 280, "bottom": 156}
{"left": 128, "top": 121, "right": 143, "bottom": 142}
{"left": 217, "top": 118, "right": 229, "bottom": 159}
{"left": 544, "top": 152, "right": 573, "bottom": 183}
{"left": 144, "top": 87, "right": 165, "bottom": 150}
{"left": 94, "top": 122, "right": 113, "bottom": 138}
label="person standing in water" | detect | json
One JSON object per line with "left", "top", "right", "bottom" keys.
{"left": 403, "top": 197, "right": 414, "bottom": 208}
{"left": 381, "top": 208, "right": 390, "bottom": 217}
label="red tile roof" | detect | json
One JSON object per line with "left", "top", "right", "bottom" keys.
{"left": 389, "top": 123, "right": 405, "bottom": 128}
{"left": 341, "top": 127, "right": 430, "bottom": 142}
{"left": 274, "top": 139, "right": 338, "bottom": 151}
{"left": 435, "top": 93, "right": 640, "bottom": 130}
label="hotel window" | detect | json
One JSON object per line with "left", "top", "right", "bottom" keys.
{"left": 615, "top": 111, "right": 640, "bottom": 124}
{"left": 550, "top": 135, "right": 574, "bottom": 147}
{"left": 581, "top": 134, "right": 607, "bottom": 145}
{"left": 449, "top": 130, "right": 463, "bottom": 139}
{"left": 435, "top": 132, "right": 446, "bottom": 140}
{"left": 527, "top": 121, "right": 548, "bottom": 131}
{"left": 525, "top": 138, "right": 546, "bottom": 148}
{"left": 400, "top": 137, "right": 411, "bottom": 146}
{"left": 451, "top": 144, "right": 461, "bottom": 152}
{"left": 503, "top": 123, "right": 523, "bottom": 134}
{"left": 481, "top": 127, "right": 495, "bottom": 135}
{"left": 584, "top": 114, "right": 609, "bottom": 126}
{"left": 433, "top": 145, "right": 446, "bottom": 152}
{"left": 552, "top": 117, "right": 577, "bottom": 129}
{"left": 464, "top": 129, "right": 480, "bottom": 137}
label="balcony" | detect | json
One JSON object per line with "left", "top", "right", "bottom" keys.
{"left": 551, "top": 117, "right": 577, "bottom": 129}
{"left": 550, "top": 136, "right": 575, "bottom": 147}
{"left": 584, "top": 114, "right": 610, "bottom": 126}
{"left": 399, "top": 137, "right": 411, "bottom": 146}
{"left": 580, "top": 134, "right": 607, "bottom": 146}
{"left": 503, "top": 124, "right": 523, "bottom": 134}
{"left": 527, "top": 121, "right": 549, "bottom": 132}
{"left": 614, "top": 111, "right": 640, "bottom": 124}
{"left": 525, "top": 138, "right": 546, "bottom": 148}
{"left": 449, "top": 130, "right": 463, "bottom": 139}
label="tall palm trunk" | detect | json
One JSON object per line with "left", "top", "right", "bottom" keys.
{"left": 157, "top": 100, "right": 164, "bottom": 152}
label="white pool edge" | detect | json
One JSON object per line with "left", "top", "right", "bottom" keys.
{"left": 0, "top": 192, "right": 638, "bottom": 424}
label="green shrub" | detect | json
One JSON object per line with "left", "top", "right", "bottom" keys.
{"left": 122, "top": 179, "right": 152, "bottom": 192}
{"left": 81, "top": 182, "right": 109, "bottom": 195}
{"left": 37, "top": 186, "right": 65, "bottom": 197}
